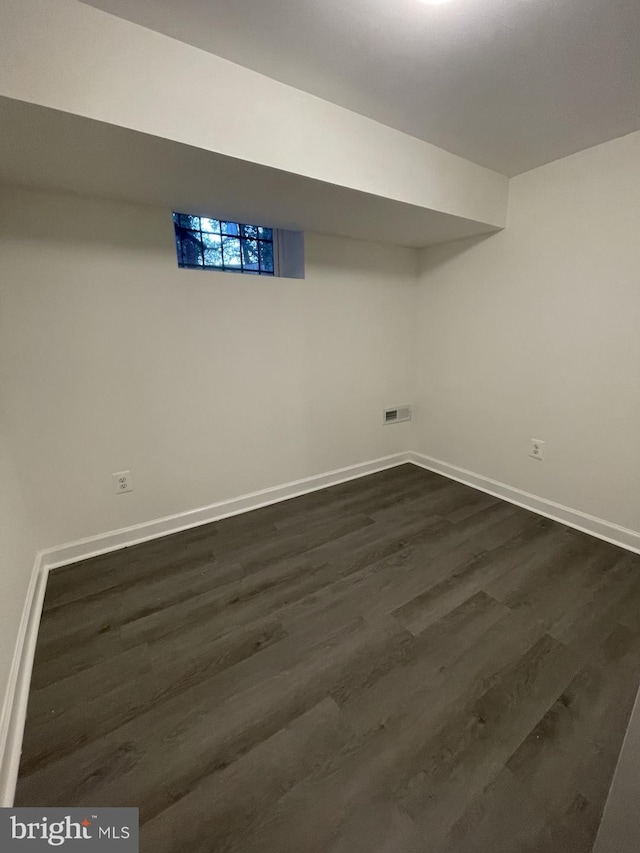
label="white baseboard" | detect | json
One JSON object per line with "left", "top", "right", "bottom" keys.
{"left": 41, "top": 453, "right": 411, "bottom": 571}
{"left": 2, "top": 447, "right": 639, "bottom": 807}
{"left": 409, "top": 451, "right": 640, "bottom": 555}
{"left": 0, "top": 552, "right": 49, "bottom": 807}
{"left": 0, "top": 451, "right": 410, "bottom": 805}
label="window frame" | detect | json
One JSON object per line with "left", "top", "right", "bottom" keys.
{"left": 172, "top": 212, "right": 280, "bottom": 276}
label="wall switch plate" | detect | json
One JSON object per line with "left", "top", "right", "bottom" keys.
{"left": 529, "top": 439, "right": 545, "bottom": 460}
{"left": 113, "top": 470, "right": 133, "bottom": 494}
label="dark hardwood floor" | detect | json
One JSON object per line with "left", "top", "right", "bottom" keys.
{"left": 15, "top": 464, "right": 640, "bottom": 852}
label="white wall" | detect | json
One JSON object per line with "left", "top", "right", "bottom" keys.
{"left": 413, "top": 130, "right": 640, "bottom": 533}
{"left": 0, "top": 186, "right": 416, "bottom": 550}
{"left": 0, "top": 200, "right": 40, "bottom": 763}
{"left": 0, "top": 0, "right": 508, "bottom": 229}
{"left": 0, "top": 431, "right": 37, "bottom": 777}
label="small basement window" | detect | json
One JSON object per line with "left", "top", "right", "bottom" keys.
{"left": 173, "top": 213, "right": 276, "bottom": 275}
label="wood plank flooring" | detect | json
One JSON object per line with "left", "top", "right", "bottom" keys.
{"left": 15, "top": 464, "right": 640, "bottom": 852}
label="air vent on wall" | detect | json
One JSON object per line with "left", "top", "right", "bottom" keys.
{"left": 383, "top": 406, "right": 412, "bottom": 425}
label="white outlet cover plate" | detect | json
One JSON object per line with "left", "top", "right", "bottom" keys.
{"left": 113, "top": 470, "right": 133, "bottom": 493}
{"left": 529, "top": 439, "right": 545, "bottom": 460}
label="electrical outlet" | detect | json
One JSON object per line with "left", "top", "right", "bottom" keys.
{"left": 113, "top": 470, "right": 133, "bottom": 494}
{"left": 529, "top": 439, "right": 545, "bottom": 461}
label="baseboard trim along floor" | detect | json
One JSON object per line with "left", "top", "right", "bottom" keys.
{"left": 409, "top": 452, "right": 640, "bottom": 557}
{"left": 41, "top": 453, "right": 413, "bottom": 572}
{"left": 0, "top": 451, "right": 410, "bottom": 804}
{"left": 2, "top": 450, "right": 639, "bottom": 807}
{"left": 0, "top": 552, "right": 47, "bottom": 807}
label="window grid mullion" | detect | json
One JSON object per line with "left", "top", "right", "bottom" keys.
{"left": 174, "top": 213, "right": 274, "bottom": 275}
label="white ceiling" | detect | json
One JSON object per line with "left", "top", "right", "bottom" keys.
{"left": 80, "top": 0, "right": 640, "bottom": 176}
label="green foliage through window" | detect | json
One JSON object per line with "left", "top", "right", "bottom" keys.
{"left": 173, "top": 213, "right": 275, "bottom": 275}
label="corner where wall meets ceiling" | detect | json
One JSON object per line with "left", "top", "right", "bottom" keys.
{"left": 78, "top": 0, "right": 640, "bottom": 179}
{"left": 0, "top": 0, "right": 508, "bottom": 247}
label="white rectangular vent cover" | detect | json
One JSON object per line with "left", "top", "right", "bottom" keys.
{"left": 383, "top": 406, "right": 412, "bottom": 425}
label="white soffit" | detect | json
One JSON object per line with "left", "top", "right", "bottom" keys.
{"left": 81, "top": 0, "right": 640, "bottom": 177}
{"left": 0, "top": 0, "right": 508, "bottom": 246}
{"left": 0, "top": 98, "right": 501, "bottom": 248}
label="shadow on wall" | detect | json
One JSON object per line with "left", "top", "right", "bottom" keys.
{"left": 304, "top": 230, "right": 420, "bottom": 277}
{"left": 0, "top": 186, "right": 174, "bottom": 254}
{"left": 418, "top": 232, "right": 498, "bottom": 277}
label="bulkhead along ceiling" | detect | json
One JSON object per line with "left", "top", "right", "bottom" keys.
{"left": 81, "top": 0, "right": 640, "bottom": 176}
